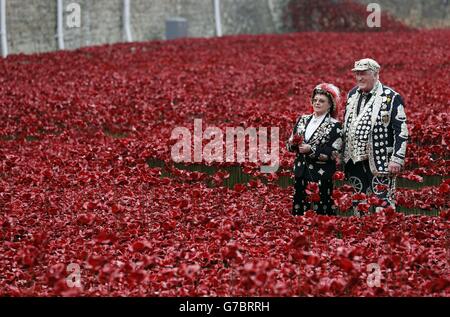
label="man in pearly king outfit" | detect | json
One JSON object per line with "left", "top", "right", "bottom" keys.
{"left": 342, "top": 58, "right": 409, "bottom": 214}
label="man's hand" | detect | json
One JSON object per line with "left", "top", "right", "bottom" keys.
{"left": 388, "top": 162, "right": 402, "bottom": 174}
{"left": 298, "top": 144, "right": 311, "bottom": 154}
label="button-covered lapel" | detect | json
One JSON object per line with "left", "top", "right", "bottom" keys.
{"left": 307, "top": 114, "right": 331, "bottom": 145}
{"left": 294, "top": 114, "right": 313, "bottom": 138}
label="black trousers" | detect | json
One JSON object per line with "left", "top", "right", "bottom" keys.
{"left": 292, "top": 177, "right": 335, "bottom": 216}
{"left": 344, "top": 159, "right": 396, "bottom": 212}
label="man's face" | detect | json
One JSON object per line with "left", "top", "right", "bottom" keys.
{"left": 354, "top": 70, "right": 378, "bottom": 92}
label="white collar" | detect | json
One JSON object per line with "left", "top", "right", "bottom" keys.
{"left": 311, "top": 113, "right": 327, "bottom": 122}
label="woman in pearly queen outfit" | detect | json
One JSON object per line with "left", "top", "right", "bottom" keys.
{"left": 287, "top": 83, "right": 343, "bottom": 216}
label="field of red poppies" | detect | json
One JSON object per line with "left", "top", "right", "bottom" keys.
{"left": 0, "top": 29, "right": 449, "bottom": 296}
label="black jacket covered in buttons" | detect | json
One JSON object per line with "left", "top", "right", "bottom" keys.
{"left": 342, "top": 82, "right": 409, "bottom": 176}
{"left": 287, "top": 113, "right": 343, "bottom": 181}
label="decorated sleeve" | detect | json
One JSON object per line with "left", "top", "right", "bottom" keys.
{"left": 390, "top": 94, "right": 409, "bottom": 166}
{"left": 286, "top": 116, "right": 302, "bottom": 152}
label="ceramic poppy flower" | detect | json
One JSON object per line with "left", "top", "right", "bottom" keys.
{"left": 292, "top": 134, "right": 304, "bottom": 145}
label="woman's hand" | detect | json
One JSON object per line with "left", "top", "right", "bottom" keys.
{"left": 298, "top": 144, "right": 311, "bottom": 154}
{"left": 388, "top": 162, "right": 402, "bottom": 174}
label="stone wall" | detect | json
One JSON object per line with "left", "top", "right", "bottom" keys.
{"left": 63, "top": 0, "right": 122, "bottom": 50}
{"left": 5, "top": 0, "right": 57, "bottom": 54}
{"left": 2, "top": 0, "right": 449, "bottom": 55}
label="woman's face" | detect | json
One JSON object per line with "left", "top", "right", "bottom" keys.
{"left": 312, "top": 93, "right": 331, "bottom": 116}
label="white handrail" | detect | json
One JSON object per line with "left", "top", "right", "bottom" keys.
{"left": 0, "top": 0, "right": 7, "bottom": 57}
{"left": 213, "top": 0, "right": 222, "bottom": 37}
{"left": 123, "top": 0, "right": 132, "bottom": 42}
{"left": 57, "top": 0, "right": 64, "bottom": 49}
